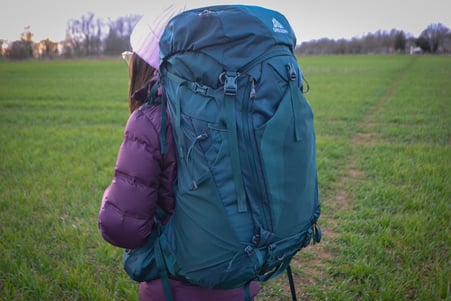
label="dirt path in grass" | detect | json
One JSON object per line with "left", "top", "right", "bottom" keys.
{"left": 293, "top": 158, "right": 362, "bottom": 300}
{"left": 292, "top": 60, "right": 409, "bottom": 300}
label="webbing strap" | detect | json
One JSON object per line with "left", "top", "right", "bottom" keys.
{"left": 164, "top": 70, "right": 217, "bottom": 98}
{"left": 239, "top": 48, "right": 292, "bottom": 74}
{"left": 174, "top": 84, "right": 185, "bottom": 158}
{"left": 223, "top": 72, "right": 247, "bottom": 212}
{"left": 162, "top": 70, "right": 186, "bottom": 158}
{"left": 244, "top": 282, "right": 251, "bottom": 301}
{"left": 160, "top": 96, "right": 168, "bottom": 155}
{"left": 155, "top": 237, "right": 174, "bottom": 301}
{"left": 257, "top": 259, "right": 291, "bottom": 282}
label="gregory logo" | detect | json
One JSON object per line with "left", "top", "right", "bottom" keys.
{"left": 272, "top": 18, "right": 288, "bottom": 33}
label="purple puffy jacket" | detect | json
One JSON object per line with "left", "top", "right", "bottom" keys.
{"left": 98, "top": 104, "right": 260, "bottom": 300}
{"left": 98, "top": 104, "right": 176, "bottom": 249}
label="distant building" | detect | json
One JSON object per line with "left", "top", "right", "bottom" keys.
{"left": 33, "top": 39, "right": 59, "bottom": 59}
{"left": 410, "top": 46, "right": 422, "bottom": 54}
{"left": 1, "top": 40, "right": 9, "bottom": 56}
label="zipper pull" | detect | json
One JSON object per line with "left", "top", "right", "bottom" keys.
{"left": 249, "top": 76, "right": 256, "bottom": 100}
{"left": 187, "top": 132, "right": 209, "bottom": 190}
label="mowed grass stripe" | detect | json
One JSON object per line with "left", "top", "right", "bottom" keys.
{"left": 0, "top": 108, "right": 128, "bottom": 126}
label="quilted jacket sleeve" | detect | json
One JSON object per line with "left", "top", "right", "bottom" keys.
{"left": 98, "top": 104, "right": 176, "bottom": 249}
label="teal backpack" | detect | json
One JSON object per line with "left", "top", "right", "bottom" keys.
{"left": 124, "top": 5, "right": 321, "bottom": 300}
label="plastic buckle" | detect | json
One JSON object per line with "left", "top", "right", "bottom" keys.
{"left": 223, "top": 72, "right": 238, "bottom": 95}
{"left": 192, "top": 82, "right": 208, "bottom": 95}
{"left": 287, "top": 63, "right": 297, "bottom": 81}
{"left": 244, "top": 245, "right": 255, "bottom": 256}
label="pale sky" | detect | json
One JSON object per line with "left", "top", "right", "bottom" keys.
{"left": 1, "top": 0, "right": 450, "bottom": 44}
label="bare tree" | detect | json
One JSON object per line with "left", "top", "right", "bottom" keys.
{"left": 81, "top": 13, "right": 101, "bottom": 56}
{"left": 419, "top": 23, "right": 450, "bottom": 53}
{"left": 66, "top": 19, "right": 85, "bottom": 56}
{"left": 66, "top": 12, "right": 103, "bottom": 56}
{"left": 393, "top": 30, "right": 406, "bottom": 52}
{"left": 104, "top": 15, "right": 141, "bottom": 55}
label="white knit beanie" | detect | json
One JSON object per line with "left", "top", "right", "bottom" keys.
{"left": 130, "top": 3, "right": 185, "bottom": 68}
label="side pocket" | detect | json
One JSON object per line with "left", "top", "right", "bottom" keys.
{"left": 255, "top": 85, "right": 317, "bottom": 235}
{"left": 123, "top": 225, "right": 161, "bottom": 282}
{"left": 204, "top": 123, "right": 236, "bottom": 205}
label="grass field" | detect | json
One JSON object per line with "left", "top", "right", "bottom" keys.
{"left": 0, "top": 55, "right": 450, "bottom": 301}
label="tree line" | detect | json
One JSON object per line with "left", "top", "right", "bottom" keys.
{"left": 296, "top": 23, "right": 451, "bottom": 55}
{"left": 1, "top": 13, "right": 450, "bottom": 60}
{"left": 0, "top": 13, "right": 141, "bottom": 59}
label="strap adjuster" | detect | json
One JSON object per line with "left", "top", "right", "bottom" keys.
{"left": 192, "top": 82, "right": 208, "bottom": 95}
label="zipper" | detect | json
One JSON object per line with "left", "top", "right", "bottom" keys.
{"left": 242, "top": 75, "right": 272, "bottom": 231}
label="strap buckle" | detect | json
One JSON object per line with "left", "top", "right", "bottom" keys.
{"left": 221, "top": 71, "right": 239, "bottom": 95}
{"left": 287, "top": 63, "right": 297, "bottom": 81}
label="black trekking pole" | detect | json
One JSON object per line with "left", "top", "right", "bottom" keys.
{"left": 287, "top": 265, "right": 298, "bottom": 301}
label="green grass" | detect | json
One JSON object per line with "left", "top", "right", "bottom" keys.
{"left": 1, "top": 55, "right": 450, "bottom": 301}
{"left": 0, "top": 59, "right": 134, "bottom": 300}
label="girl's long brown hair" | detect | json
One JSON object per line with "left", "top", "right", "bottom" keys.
{"left": 128, "top": 52, "right": 157, "bottom": 114}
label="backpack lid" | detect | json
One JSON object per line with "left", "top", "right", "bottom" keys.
{"left": 159, "top": 5, "right": 297, "bottom": 70}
